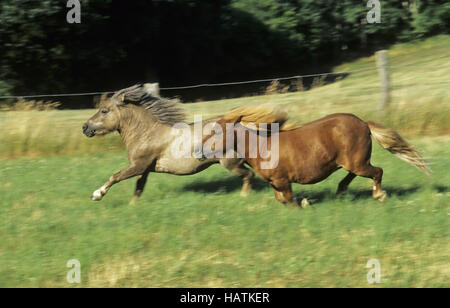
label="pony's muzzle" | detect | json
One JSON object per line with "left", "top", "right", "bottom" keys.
{"left": 82, "top": 123, "right": 96, "bottom": 137}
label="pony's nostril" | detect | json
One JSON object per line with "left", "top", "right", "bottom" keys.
{"left": 82, "top": 123, "right": 88, "bottom": 132}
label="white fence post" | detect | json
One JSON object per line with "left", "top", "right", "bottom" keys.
{"left": 376, "top": 50, "right": 391, "bottom": 111}
{"left": 144, "top": 83, "right": 160, "bottom": 96}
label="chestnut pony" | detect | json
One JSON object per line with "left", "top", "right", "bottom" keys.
{"left": 201, "top": 107, "right": 429, "bottom": 206}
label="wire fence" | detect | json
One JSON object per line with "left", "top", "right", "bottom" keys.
{"left": 0, "top": 68, "right": 367, "bottom": 100}
{"left": 0, "top": 64, "right": 448, "bottom": 100}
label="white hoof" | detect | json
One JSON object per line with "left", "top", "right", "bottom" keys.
{"left": 129, "top": 196, "right": 139, "bottom": 205}
{"left": 240, "top": 190, "right": 250, "bottom": 198}
{"left": 374, "top": 190, "right": 387, "bottom": 202}
{"left": 91, "top": 189, "right": 104, "bottom": 201}
{"left": 300, "top": 198, "right": 311, "bottom": 208}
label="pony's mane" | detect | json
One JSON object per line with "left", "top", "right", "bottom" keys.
{"left": 112, "top": 84, "right": 186, "bottom": 125}
{"left": 222, "top": 105, "right": 298, "bottom": 131}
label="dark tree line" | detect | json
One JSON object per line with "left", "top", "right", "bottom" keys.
{"left": 0, "top": 0, "right": 448, "bottom": 107}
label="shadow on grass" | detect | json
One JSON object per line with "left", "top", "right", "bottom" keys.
{"left": 432, "top": 184, "right": 449, "bottom": 193}
{"left": 183, "top": 176, "right": 424, "bottom": 204}
{"left": 296, "top": 186, "right": 423, "bottom": 204}
{"left": 182, "top": 176, "right": 269, "bottom": 194}
{"left": 347, "top": 186, "right": 421, "bottom": 200}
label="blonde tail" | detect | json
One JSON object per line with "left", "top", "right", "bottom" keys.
{"left": 367, "top": 121, "right": 430, "bottom": 176}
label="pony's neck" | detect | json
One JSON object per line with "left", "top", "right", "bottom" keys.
{"left": 118, "top": 105, "right": 169, "bottom": 150}
{"left": 234, "top": 124, "right": 273, "bottom": 163}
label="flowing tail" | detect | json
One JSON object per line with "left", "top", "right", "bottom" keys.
{"left": 367, "top": 121, "right": 430, "bottom": 176}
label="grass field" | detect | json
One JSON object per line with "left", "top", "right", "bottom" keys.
{"left": 0, "top": 137, "right": 448, "bottom": 287}
{"left": 0, "top": 35, "right": 449, "bottom": 288}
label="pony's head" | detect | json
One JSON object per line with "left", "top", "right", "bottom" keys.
{"left": 82, "top": 84, "right": 166, "bottom": 137}
{"left": 82, "top": 95, "right": 121, "bottom": 137}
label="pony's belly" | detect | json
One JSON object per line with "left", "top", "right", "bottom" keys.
{"left": 154, "top": 157, "right": 215, "bottom": 175}
{"left": 294, "top": 164, "right": 340, "bottom": 184}
{"left": 266, "top": 156, "right": 338, "bottom": 184}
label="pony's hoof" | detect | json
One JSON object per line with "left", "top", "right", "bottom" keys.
{"left": 240, "top": 190, "right": 250, "bottom": 198}
{"left": 129, "top": 196, "right": 139, "bottom": 205}
{"left": 300, "top": 198, "right": 311, "bottom": 208}
{"left": 286, "top": 202, "right": 300, "bottom": 209}
{"left": 336, "top": 190, "right": 346, "bottom": 197}
{"left": 91, "top": 190, "right": 103, "bottom": 201}
{"left": 374, "top": 190, "right": 387, "bottom": 202}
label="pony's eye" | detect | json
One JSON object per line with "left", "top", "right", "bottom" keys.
{"left": 101, "top": 109, "right": 108, "bottom": 114}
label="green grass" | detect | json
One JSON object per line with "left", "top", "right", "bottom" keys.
{"left": 0, "top": 35, "right": 449, "bottom": 288}
{"left": 0, "top": 35, "right": 449, "bottom": 159}
{"left": 0, "top": 137, "right": 448, "bottom": 287}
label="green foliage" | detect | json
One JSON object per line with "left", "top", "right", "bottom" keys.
{"left": 0, "top": 80, "right": 12, "bottom": 97}
{"left": 412, "top": 0, "right": 450, "bottom": 37}
{"left": 0, "top": 0, "right": 448, "bottom": 105}
{"left": 0, "top": 0, "right": 117, "bottom": 96}
{"left": 232, "top": 0, "right": 417, "bottom": 54}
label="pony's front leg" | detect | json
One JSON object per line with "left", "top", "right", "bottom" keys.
{"left": 91, "top": 165, "right": 145, "bottom": 201}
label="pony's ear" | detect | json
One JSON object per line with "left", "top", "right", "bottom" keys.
{"left": 112, "top": 84, "right": 145, "bottom": 106}
{"left": 112, "top": 94, "right": 126, "bottom": 106}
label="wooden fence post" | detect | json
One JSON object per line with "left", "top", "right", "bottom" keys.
{"left": 376, "top": 50, "right": 391, "bottom": 111}
{"left": 144, "top": 83, "right": 160, "bottom": 96}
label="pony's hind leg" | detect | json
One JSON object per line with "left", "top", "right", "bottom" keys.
{"left": 221, "top": 159, "right": 254, "bottom": 197}
{"left": 352, "top": 164, "right": 387, "bottom": 202}
{"left": 336, "top": 172, "right": 356, "bottom": 195}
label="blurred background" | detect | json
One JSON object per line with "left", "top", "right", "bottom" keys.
{"left": 0, "top": 0, "right": 448, "bottom": 288}
{"left": 0, "top": 0, "right": 449, "bottom": 106}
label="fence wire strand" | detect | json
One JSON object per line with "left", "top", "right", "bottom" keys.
{"left": 0, "top": 64, "right": 448, "bottom": 100}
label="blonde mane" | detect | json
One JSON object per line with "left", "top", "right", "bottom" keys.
{"left": 222, "top": 105, "right": 298, "bottom": 131}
